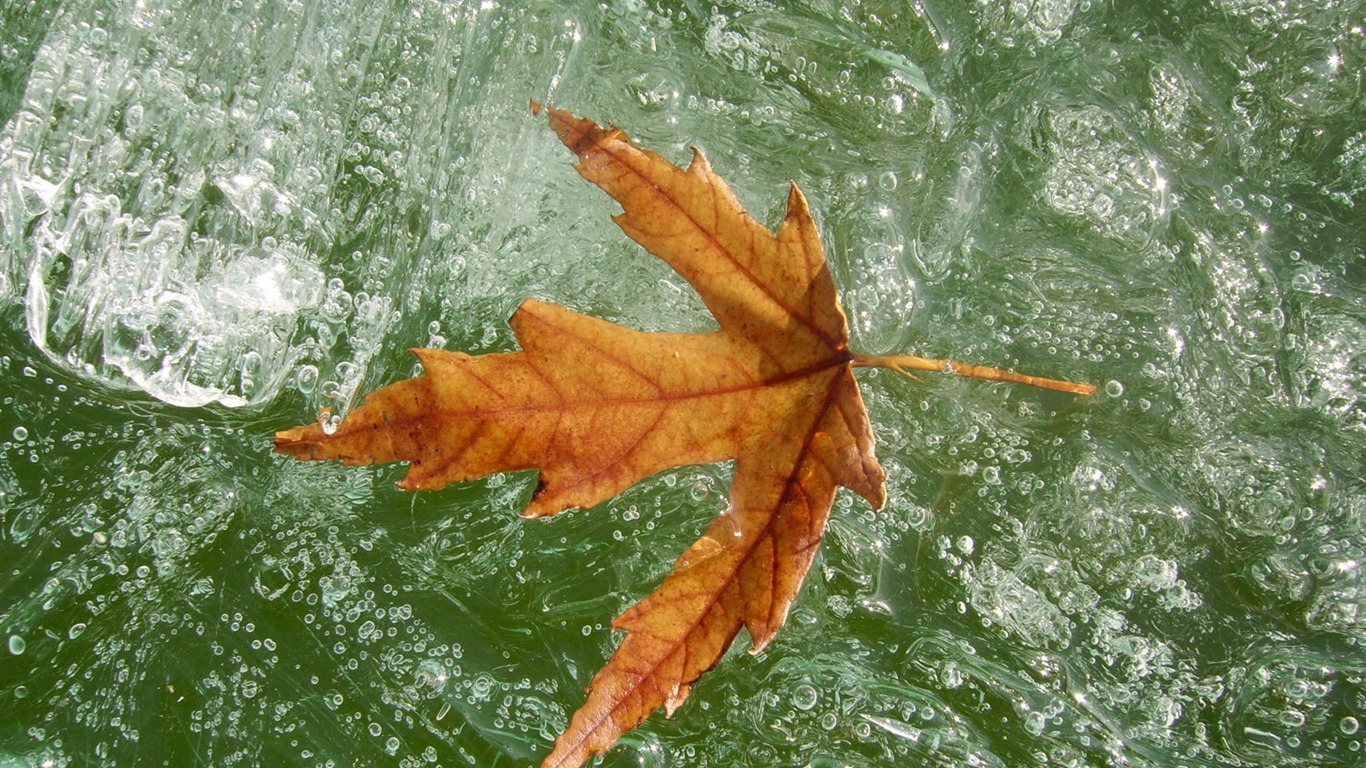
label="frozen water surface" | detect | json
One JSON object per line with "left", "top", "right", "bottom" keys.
{"left": 2, "top": 0, "right": 1364, "bottom": 766}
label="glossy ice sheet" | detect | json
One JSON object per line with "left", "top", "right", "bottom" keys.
{"left": 1, "top": 1, "right": 1363, "bottom": 765}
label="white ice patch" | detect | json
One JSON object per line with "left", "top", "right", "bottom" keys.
{"left": 20, "top": 190, "right": 323, "bottom": 407}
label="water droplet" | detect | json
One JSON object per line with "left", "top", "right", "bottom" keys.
{"left": 8, "top": 635, "right": 25, "bottom": 655}
{"left": 1104, "top": 379, "right": 1124, "bottom": 397}
{"left": 11, "top": 426, "right": 27, "bottom": 441}
{"left": 68, "top": 623, "right": 86, "bottom": 639}
{"left": 1342, "top": 716, "right": 1360, "bottom": 736}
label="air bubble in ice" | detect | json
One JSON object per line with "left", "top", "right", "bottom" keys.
{"left": 414, "top": 659, "right": 449, "bottom": 696}
{"left": 792, "top": 684, "right": 819, "bottom": 711}
{"left": 319, "top": 411, "right": 341, "bottom": 435}
{"left": 905, "top": 504, "right": 933, "bottom": 532}
{"left": 471, "top": 674, "right": 494, "bottom": 700}
{"left": 240, "top": 351, "right": 263, "bottom": 396}
{"left": 296, "top": 365, "right": 319, "bottom": 394}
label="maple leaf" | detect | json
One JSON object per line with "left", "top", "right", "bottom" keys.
{"left": 275, "top": 104, "right": 1093, "bottom": 767}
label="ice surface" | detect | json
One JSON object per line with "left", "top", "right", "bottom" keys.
{"left": 2, "top": 0, "right": 1365, "bottom": 767}
{"left": 1, "top": 0, "right": 582, "bottom": 412}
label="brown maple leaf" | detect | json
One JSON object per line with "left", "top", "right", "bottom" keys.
{"left": 275, "top": 105, "right": 1093, "bottom": 767}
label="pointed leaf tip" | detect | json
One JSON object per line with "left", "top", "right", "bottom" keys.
{"left": 786, "top": 181, "right": 809, "bottom": 215}
{"left": 687, "top": 146, "right": 711, "bottom": 176}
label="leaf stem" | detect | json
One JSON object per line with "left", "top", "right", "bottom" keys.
{"left": 851, "top": 353, "right": 1097, "bottom": 396}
